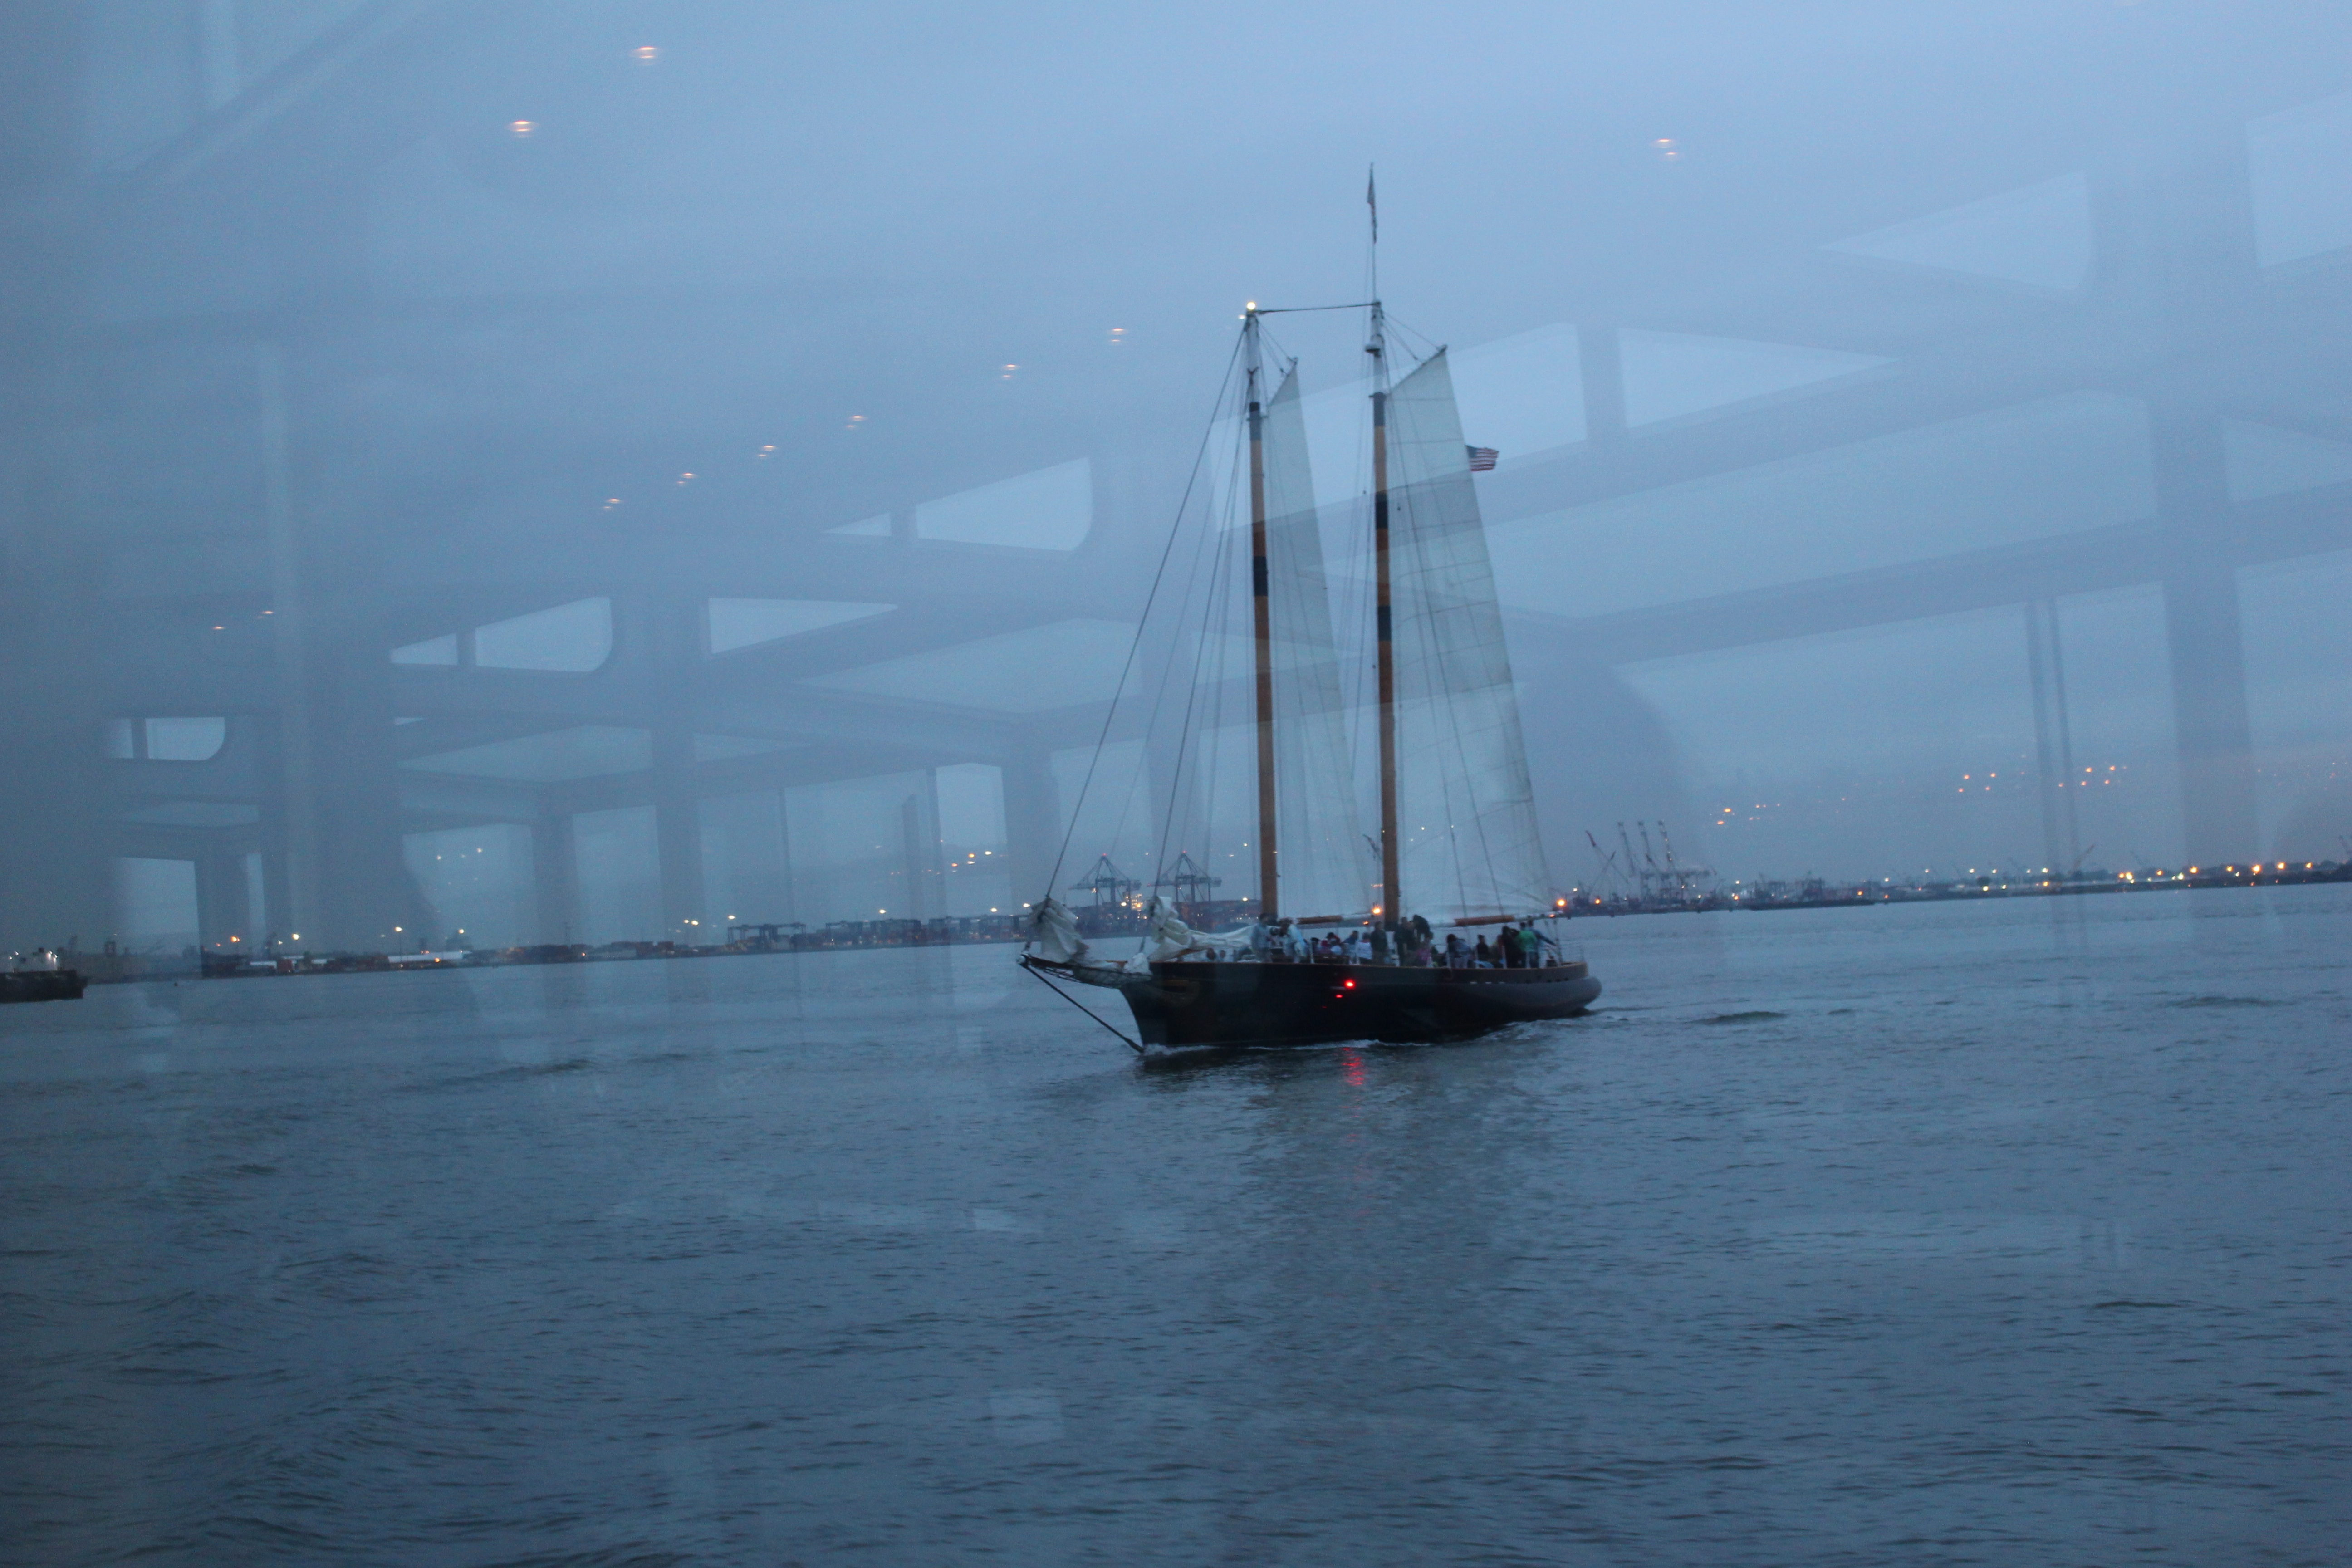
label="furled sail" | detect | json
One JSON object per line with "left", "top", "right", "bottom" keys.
{"left": 1260, "top": 366, "right": 1369, "bottom": 918}
{"left": 1382, "top": 349, "right": 1553, "bottom": 920}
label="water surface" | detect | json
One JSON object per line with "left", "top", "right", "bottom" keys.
{"left": 4, "top": 889, "right": 2346, "bottom": 1565}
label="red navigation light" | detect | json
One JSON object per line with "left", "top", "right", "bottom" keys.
{"left": 1343, "top": 979, "right": 1356, "bottom": 989}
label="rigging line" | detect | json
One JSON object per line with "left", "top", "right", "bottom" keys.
{"left": 1416, "top": 503, "right": 1512, "bottom": 913}
{"left": 1046, "top": 328, "right": 1247, "bottom": 897}
{"left": 1394, "top": 489, "right": 1476, "bottom": 918}
{"left": 1141, "top": 372, "right": 1250, "bottom": 880}
{"left": 1189, "top": 451, "right": 1245, "bottom": 869}
{"left": 1108, "top": 395, "right": 1247, "bottom": 877}
{"left": 1253, "top": 302, "right": 1377, "bottom": 315}
{"left": 1022, "top": 962, "right": 1144, "bottom": 1054}
{"left": 1152, "top": 475, "right": 1238, "bottom": 874}
{"left": 1399, "top": 484, "right": 1504, "bottom": 919}
{"left": 1132, "top": 344, "right": 1277, "bottom": 882}
{"left": 1383, "top": 311, "right": 1442, "bottom": 361}
{"left": 1151, "top": 417, "right": 1241, "bottom": 874}
{"left": 1185, "top": 563, "right": 1228, "bottom": 893}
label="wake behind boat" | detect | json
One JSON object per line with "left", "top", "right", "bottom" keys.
{"left": 1021, "top": 247, "right": 1599, "bottom": 1054}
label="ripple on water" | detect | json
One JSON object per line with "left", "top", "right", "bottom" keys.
{"left": 0, "top": 891, "right": 2345, "bottom": 1565}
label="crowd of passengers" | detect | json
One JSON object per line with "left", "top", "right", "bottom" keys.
{"left": 1228, "top": 914, "right": 1562, "bottom": 968}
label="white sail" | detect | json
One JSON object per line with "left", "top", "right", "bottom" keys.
{"left": 1261, "top": 367, "right": 1371, "bottom": 918}
{"left": 1383, "top": 349, "right": 1553, "bottom": 920}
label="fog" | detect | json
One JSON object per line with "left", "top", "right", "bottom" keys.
{"left": 8, "top": 0, "right": 2352, "bottom": 956}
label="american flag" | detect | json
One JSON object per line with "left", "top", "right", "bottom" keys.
{"left": 1466, "top": 445, "right": 1499, "bottom": 472}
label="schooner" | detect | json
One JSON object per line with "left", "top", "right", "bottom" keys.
{"left": 1022, "top": 285, "right": 1600, "bottom": 1052}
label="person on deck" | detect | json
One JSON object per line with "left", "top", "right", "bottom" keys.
{"left": 1474, "top": 935, "right": 1496, "bottom": 968}
{"left": 1498, "top": 923, "right": 1522, "bottom": 968}
{"left": 1443, "top": 932, "right": 1466, "bottom": 968}
{"left": 1371, "top": 925, "right": 1391, "bottom": 965}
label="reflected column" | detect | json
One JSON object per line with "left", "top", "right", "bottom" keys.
{"left": 533, "top": 806, "right": 579, "bottom": 945}
{"left": 999, "top": 739, "right": 1060, "bottom": 916}
{"left": 644, "top": 595, "right": 708, "bottom": 940}
{"left": 2107, "top": 132, "right": 2263, "bottom": 866}
{"left": 2153, "top": 409, "right": 2258, "bottom": 864}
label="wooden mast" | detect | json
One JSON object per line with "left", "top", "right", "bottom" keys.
{"left": 1371, "top": 301, "right": 1400, "bottom": 928}
{"left": 1245, "top": 307, "right": 1279, "bottom": 922}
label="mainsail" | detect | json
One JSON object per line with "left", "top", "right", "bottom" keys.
{"left": 1258, "top": 367, "right": 1370, "bottom": 918}
{"left": 1382, "top": 349, "right": 1553, "bottom": 920}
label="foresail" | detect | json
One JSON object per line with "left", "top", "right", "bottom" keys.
{"left": 1261, "top": 367, "right": 1369, "bottom": 918}
{"left": 1383, "top": 349, "right": 1553, "bottom": 920}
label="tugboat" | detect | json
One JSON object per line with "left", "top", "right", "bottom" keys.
{"left": 1023, "top": 260, "right": 1599, "bottom": 1052}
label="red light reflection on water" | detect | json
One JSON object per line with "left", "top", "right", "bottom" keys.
{"left": 1339, "top": 1046, "right": 1367, "bottom": 1088}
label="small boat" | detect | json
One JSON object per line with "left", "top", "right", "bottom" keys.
{"left": 1022, "top": 254, "right": 1599, "bottom": 1053}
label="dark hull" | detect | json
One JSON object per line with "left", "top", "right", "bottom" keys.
{"left": 1, "top": 970, "right": 87, "bottom": 1004}
{"left": 1036, "top": 957, "right": 1599, "bottom": 1051}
